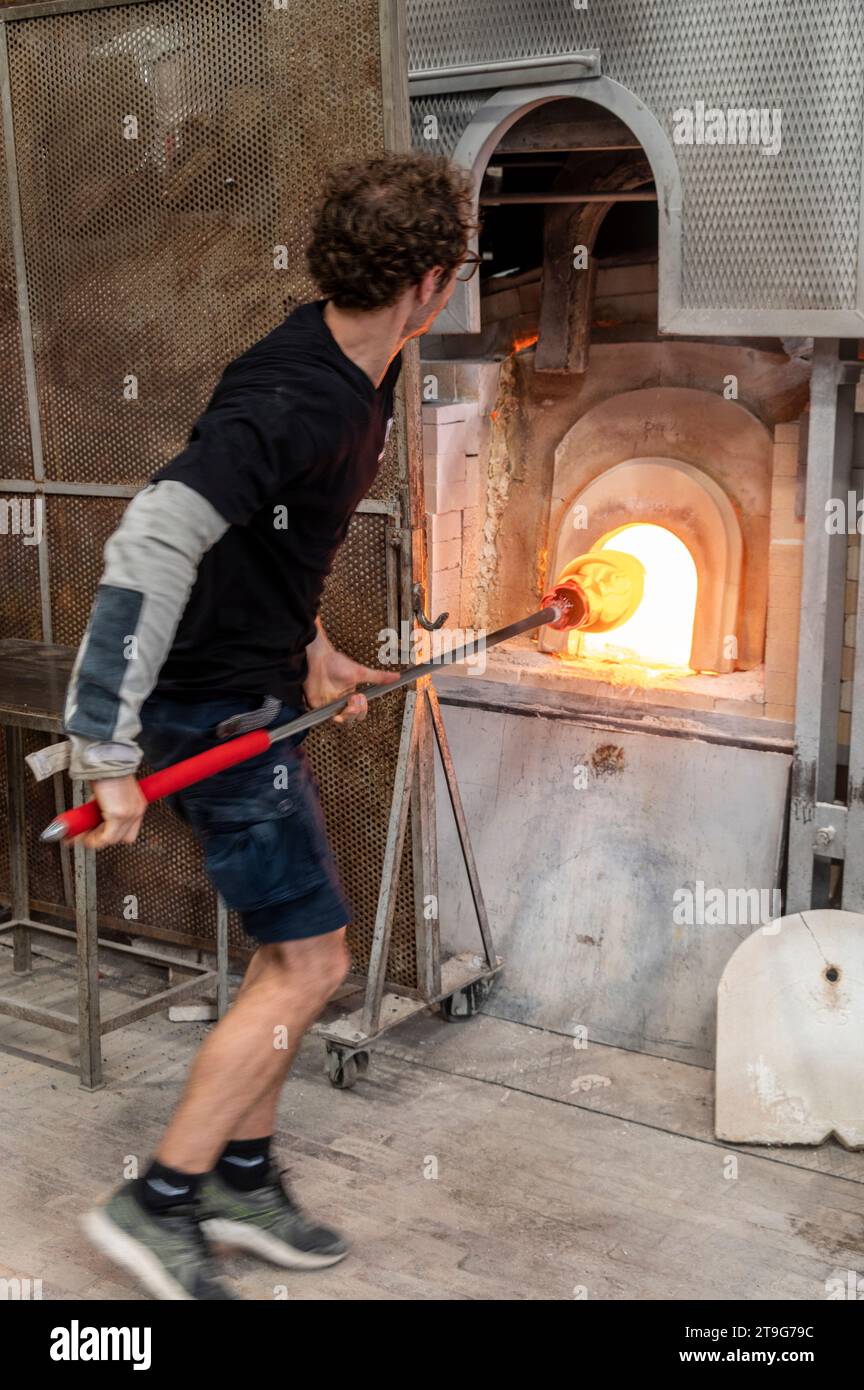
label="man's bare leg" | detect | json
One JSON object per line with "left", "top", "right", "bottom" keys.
{"left": 210, "top": 939, "right": 326, "bottom": 1144}
{"left": 221, "top": 947, "right": 295, "bottom": 1143}
{"left": 157, "top": 929, "right": 349, "bottom": 1174}
{"left": 82, "top": 929, "right": 349, "bottom": 1299}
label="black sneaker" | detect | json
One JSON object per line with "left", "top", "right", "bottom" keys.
{"left": 82, "top": 1185, "right": 238, "bottom": 1300}
{"left": 199, "top": 1169, "right": 349, "bottom": 1269}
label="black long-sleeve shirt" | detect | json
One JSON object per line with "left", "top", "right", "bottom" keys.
{"left": 63, "top": 300, "right": 400, "bottom": 780}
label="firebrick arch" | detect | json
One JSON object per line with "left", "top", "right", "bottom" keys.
{"left": 543, "top": 387, "right": 773, "bottom": 672}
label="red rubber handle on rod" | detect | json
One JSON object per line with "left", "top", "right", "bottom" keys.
{"left": 45, "top": 729, "right": 272, "bottom": 842}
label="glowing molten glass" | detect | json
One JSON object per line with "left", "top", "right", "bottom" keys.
{"left": 575, "top": 524, "right": 697, "bottom": 670}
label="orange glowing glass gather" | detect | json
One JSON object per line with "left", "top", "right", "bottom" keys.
{"left": 548, "top": 524, "right": 699, "bottom": 682}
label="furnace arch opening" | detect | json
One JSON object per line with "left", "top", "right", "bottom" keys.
{"left": 430, "top": 75, "right": 683, "bottom": 338}
{"left": 543, "top": 454, "right": 745, "bottom": 674}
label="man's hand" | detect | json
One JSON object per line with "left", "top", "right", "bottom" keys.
{"left": 304, "top": 621, "right": 398, "bottom": 725}
{"left": 83, "top": 775, "right": 148, "bottom": 850}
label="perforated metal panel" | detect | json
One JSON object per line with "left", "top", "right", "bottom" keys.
{"left": 45, "top": 493, "right": 125, "bottom": 647}
{"left": 5, "top": 0, "right": 391, "bottom": 484}
{"left": 0, "top": 524, "right": 42, "bottom": 641}
{"left": 6, "top": 2, "right": 260, "bottom": 483}
{"left": 0, "top": 20, "right": 38, "bottom": 643}
{"left": 103, "top": 792, "right": 231, "bottom": 947}
{"left": 0, "top": 68, "right": 30, "bottom": 481}
{"left": 0, "top": 728, "right": 65, "bottom": 914}
{"left": 410, "top": 91, "right": 491, "bottom": 155}
{"left": 408, "top": 0, "right": 864, "bottom": 329}
{"left": 0, "top": 0, "right": 422, "bottom": 983}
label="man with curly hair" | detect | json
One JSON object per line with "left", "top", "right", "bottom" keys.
{"left": 67, "top": 151, "right": 476, "bottom": 1299}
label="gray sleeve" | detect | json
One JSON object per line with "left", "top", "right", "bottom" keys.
{"left": 63, "top": 479, "right": 229, "bottom": 780}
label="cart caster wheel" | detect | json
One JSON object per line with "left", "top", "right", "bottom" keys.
{"left": 326, "top": 1046, "right": 369, "bottom": 1089}
{"left": 440, "top": 977, "right": 494, "bottom": 1021}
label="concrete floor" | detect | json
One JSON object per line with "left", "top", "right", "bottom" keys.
{"left": 1, "top": 942, "right": 863, "bottom": 1301}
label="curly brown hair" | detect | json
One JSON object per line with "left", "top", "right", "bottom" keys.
{"left": 306, "top": 152, "right": 477, "bottom": 311}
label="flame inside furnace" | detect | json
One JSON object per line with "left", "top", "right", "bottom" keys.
{"left": 564, "top": 523, "right": 698, "bottom": 681}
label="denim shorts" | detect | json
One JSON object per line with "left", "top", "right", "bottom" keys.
{"left": 139, "top": 692, "right": 352, "bottom": 944}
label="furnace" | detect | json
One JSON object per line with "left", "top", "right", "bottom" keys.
{"left": 417, "top": 92, "right": 804, "bottom": 715}
{"left": 405, "top": 4, "right": 864, "bottom": 1066}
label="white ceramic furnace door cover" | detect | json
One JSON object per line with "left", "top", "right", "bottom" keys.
{"left": 716, "top": 909, "right": 864, "bottom": 1149}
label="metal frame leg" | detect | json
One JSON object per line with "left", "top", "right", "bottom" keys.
{"left": 314, "top": 679, "right": 501, "bottom": 1064}
{"left": 787, "top": 341, "right": 855, "bottom": 912}
{"left": 411, "top": 676, "right": 441, "bottom": 1001}
{"left": 843, "top": 511, "right": 864, "bottom": 907}
{"left": 362, "top": 690, "right": 420, "bottom": 1035}
{"left": 359, "top": 682, "right": 499, "bottom": 1035}
{"left": 4, "top": 726, "right": 31, "bottom": 973}
{"left": 72, "top": 779, "right": 102, "bottom": 1089}
{"left": 426, "top": 684, "right": 497, "bottom": 969}
{"left": 52, "top": 760, "right": 74, "bottom": 911}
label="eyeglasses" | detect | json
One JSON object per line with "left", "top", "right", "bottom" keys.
{"left": 455, "top": 250, "right": 482, "bottom": 282}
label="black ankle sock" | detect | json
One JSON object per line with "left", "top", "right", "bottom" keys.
{"left": 137, "top": 1159, "right": 204, "bottom": 1214}
{"left": 217, "top": 1136, "right": 273, "bottom": 1192}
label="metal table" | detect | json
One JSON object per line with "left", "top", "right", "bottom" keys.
{"left": 0, "top": 638, "right": 227, "bottom": 1088}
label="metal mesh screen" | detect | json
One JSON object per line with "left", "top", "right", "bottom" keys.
{"left": 98, "top": 794, "right": 227, "bottom": 950}
{"left": 0, "top": 0, "right": 421, "bottom": 985}
{"left": 408, "top": 0, "right": 864, "bottom": 318}
{"left": 7, "top": 1, "right": 271, "bottom": 484}
{"left": 0, "top": 78, "right": 31, "bottom": 481}
{"left": 0, "top": 729, "right": 66, "bottom": 916}
{"left": 410, "top": 91, "right": 492, "bottom": 154}
{"left": 46, "top": 493, "right": 126, "bottom": 648}
{"left": 6, "top": 0, "right": 391, "bottom": 485}
{"left": 0, "top": 22, "right": 38, "bottom": 642}
{"left": 0, "top": 523, "right": 41, "bottom": 641}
